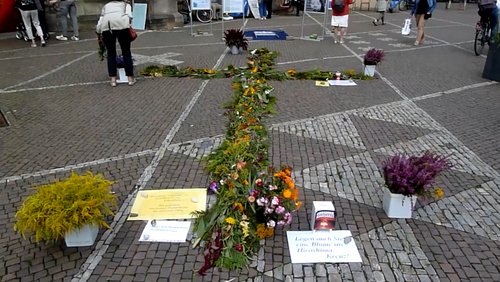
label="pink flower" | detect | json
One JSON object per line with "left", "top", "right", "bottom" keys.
{"left": 277, "top": 220, "right": 286, "bottom": 226}
{"left": 284, "top": 212, "right": 292, "bottom": 224}
{"left": 256, "top": 197, "right": 268, "bottom": 206}
{"left": 275, "top": 206, "right": 285, "bottom": 214}
{"left": 265, "top": 207, "right": 274, "bottom": 214}
{"left": 248, "top": 195, "right": 256, "bottom": 203}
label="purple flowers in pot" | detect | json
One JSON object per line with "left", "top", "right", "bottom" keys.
{"left": 382, "top": 151, "right": 451, "bottom": 198}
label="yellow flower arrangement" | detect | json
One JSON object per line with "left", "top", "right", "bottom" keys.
{"left": 225, "top": 217, "right": 236, "bottom": 225}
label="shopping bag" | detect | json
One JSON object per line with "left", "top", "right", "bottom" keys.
{"left": 401, "top": 18, "right": 411, "bottom": 36}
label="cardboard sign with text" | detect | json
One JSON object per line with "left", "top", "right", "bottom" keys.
{"left": 286, "top": 230, "right": 362, "bottom": 263}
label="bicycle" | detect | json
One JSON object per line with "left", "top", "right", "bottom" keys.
{"left": 474, "top": 17, "right": 491, "bottom": 56}
{"left": 398, "top": 0, "right": 415, "bottom": 11}
{"left": 178, "top": 0, "right": 213, "bottom": 23}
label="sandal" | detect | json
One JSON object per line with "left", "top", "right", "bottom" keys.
{"left": 128, "top": 77, "right": 136, "bottom": 86}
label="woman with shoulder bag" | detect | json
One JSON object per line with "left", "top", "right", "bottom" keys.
{"left": 96, "top": 0, "right": 135, "bottom": 87}
{"left": 411, "top": 0, "right": 436, "bottom": 46}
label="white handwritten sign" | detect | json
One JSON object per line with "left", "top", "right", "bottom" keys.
{"left": 286, "top": 230, "right": 362, "bottom": 263}
{"left": 139, "top": 220, "right": 191, "bottom": 242}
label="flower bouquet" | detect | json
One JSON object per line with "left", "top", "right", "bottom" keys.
{"left": 381, "top": 151, "right": 451, "bottom": 217}
{"left": 192, "top": 48, "right": 301, "bottom": 275}
{"left": 363, "top": 48, "right": 385, "bottom": 65}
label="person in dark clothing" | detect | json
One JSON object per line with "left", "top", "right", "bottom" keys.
{"left": 411, "top": 0, "right": 436, "bottom": 46}
{"left": 265, "top": 0, "right": 273, "bottom": 19}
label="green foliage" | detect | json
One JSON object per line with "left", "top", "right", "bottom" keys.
{"left": 14, "top": 171, "right": 117, "bottom": 244}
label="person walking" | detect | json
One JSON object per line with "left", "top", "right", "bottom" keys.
{"left": 410, "top": 0, "right": 436, "bottom": 46}
{"left": 53, "top": 0, "right": 79, "bottom": 41}
{"left": 331, "top": 0, "right": 354, "bottom": 44}
{"left": 264, "top": 0, "right": 273, "bottom": 19}
{"left": 373, "top": 0, "right": 388, "bottom": 26}
{"left": 96, "top": 0, "right": 135, "bottom": 87}
{"left": 15, "top": 0, "right": 46, "bottom": 47}
{"left": 259, "top": 0, "right": 267, "bottom": 19}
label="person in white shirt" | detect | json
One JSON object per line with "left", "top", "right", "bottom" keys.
{"left": 96, "top": 0, "right": 135, "bottom": 87}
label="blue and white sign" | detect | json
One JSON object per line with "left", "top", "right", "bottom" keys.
{"left": 132, "top": 3, "right": 147, "bottom": 30}
{"left": 191, "top": 0, "right": 211, "bottom": 10}
{"left": 223, "top": 0, "right": 244, "bottom": 13}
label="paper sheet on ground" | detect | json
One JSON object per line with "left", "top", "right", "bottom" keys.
{"left": 328, "top": 80, "right": 357, "bottom": 86}
{"left": 287, "top": 230, "right": 362, "bottom": 263}
{"left": 315, "top": 81, "right": 329, "bottom": 87}
{"left": 139, "top": 220, "right": 191, "bottom": 242}
{"left": 128, "top": 189, "right": 206, "bottom": 220}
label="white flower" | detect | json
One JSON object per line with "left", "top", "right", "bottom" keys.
{"left": 256, "top": 197, "right": 268, "bottom": 206}
{"left": 271, "top": 196, "right": 280, "bottom": 206}
{"left": 267, "top": 220, "right": 276, "bottom": 228}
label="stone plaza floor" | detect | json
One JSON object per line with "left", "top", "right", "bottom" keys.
{"left": 0, "top": 4, "right": 499, "bottom": 282}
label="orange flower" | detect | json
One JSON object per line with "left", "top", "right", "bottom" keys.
{"left": 242, "top": 179, "right": 249, "bottom": 185}
{"left": 291, "top": 188, "right": 299, "bottom": 200}
{"left": 296, "top": 201, "right": 302, "bottom": 209}
{"left": 282, "top": 189, "right": 292, "bottom": 199}
{"left": 236, "top": 161, "right": 247, "bottom": 170}
{"left": 287, "top": 69, "right": 297, "bottom": 76}
{"left": 283, "top": 167, "right": 292, "bottom": 177}
{"left": 233, "top": 202, "right": 244, "bottom": 212}
{"left": 284, "top": 177, "right": 295, "bottom": 189}
{"left": 244, "top": 87, "right": 255, "bottom": 96}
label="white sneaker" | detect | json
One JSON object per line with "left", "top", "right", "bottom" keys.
{"left": 70, "top": 36, "right": 79, "bottom": 41}
{"left": 56, "top": 35, "right": 68, "bottom": 41}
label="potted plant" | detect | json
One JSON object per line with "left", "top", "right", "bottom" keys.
{"left": 223, "top": 29, "right": 248, "bottom": 55}
{"left": 482, "top": 33, "right": 500, "bottom": 82}
{"left": 381, "top": 151, "right": 451, "bottom": 218}
{"left": 14, "top": 171, "right": 117, "bottom": 247}
{"left": 363, "top": 48, "right": 385, "bottom": 77}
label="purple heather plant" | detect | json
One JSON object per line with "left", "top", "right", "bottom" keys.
{"left": 382, "top": 151, "right": 451, "bottom": 198}
{"left": 364, "top": 48, "right": 385, "bottom": 65}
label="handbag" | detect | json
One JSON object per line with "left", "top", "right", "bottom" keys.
{"left": 401, "top": 18, "right": 411, "bottom": 36}
{"left": 123, "top": 3, "right": 137, "bottom": 41}
{"left": 129, "top": 27, "right": 137, "bottom": 41}
{"left": 424, "top": 13, "right": 432, "bottom": 20}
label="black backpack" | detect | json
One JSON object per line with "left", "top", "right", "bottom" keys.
{"left": 333, "top": 0, "right": 345, "bottom": 12}
{"left": 478, "top": 0, "right": 496, "bottom": 11}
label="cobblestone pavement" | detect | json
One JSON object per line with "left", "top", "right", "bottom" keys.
{"left": 1, "top": 5, "right": 499, "bottom": 282}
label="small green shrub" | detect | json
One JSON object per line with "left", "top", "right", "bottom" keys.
{"left": 14, "top": 171, "right": 117, "bottom": 243}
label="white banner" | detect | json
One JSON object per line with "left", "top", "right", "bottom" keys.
{"left": 223, "top": 0, "right": 244, "bottom": 13}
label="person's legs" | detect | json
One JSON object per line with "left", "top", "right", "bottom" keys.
{"left": 259, "top": 0, "right": 267, "bottom": 18}
{"left": 103, "top": 30, "right": 118, "bottom": 80}
{"left": 339, "top": 27, "right": 346, "bottom": 43}
{"left": 30, "top": 10, "right": 45, "bottom": 45}
{"left": 116, "top": 29, "right": 134, "bottom": 79}
{"left": 57, "top": 1, "right": 69, "bottom": 38}
{"left": 265, "top": 0, "right": 272, "bottom": 18}
{"left": 380, "top": 11, "right": 385, "bottom": 24}
{"left": 68, "top": 1, "right": 79, "bottom": 38}
{"left": 415, "top": 14, "right": 425, "bottom": 45}
{"left": 18, "top": 9, "right": 34, "bottom": 41}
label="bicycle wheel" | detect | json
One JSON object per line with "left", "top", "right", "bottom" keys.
{"left": 474, "top": 28, "right": 485, "bottom": 56}
{"left": 399, "top": 0, "right": 408, "bottom": 11}
{"left": 196, "top": 9, "right": 213, "bottom": 23}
